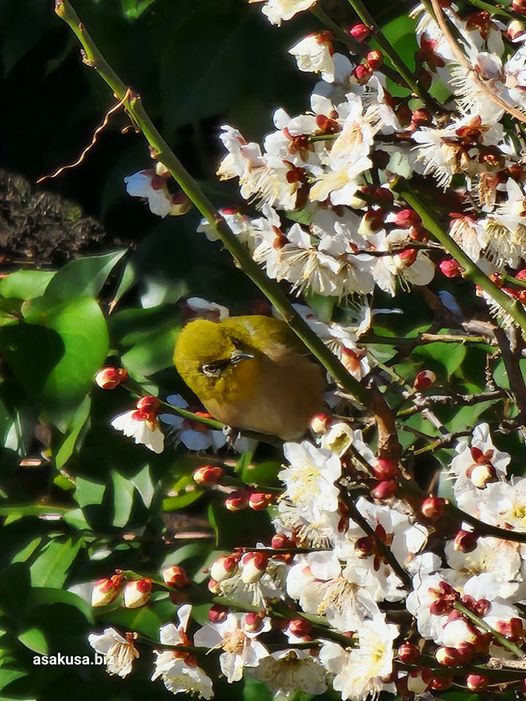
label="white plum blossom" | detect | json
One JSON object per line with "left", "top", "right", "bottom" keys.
{"left": 194, "top": 613, "right": 270, "bottom": 683}
{"left": 88, "top": 628, "right": 139, "bottom": 678}
{"left": 289, "top": 33, "right": 335, "bottom": 82}
{"left": 249, "top": 0, "right": 317, "bottom": 25}
{"left": 252, "top": 648, "right": 327, "bottom": 696}
{"left": 159, "top": 394, "right": 227, "bottom": 452}
{"left": 319, "top": 617, "right": 398, "bottom": 701}
{"left": 111, "top": 401, "right": 165, "bottom": 454}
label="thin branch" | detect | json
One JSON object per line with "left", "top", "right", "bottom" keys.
{"left": 455, "top": 601, "right": 526, "bottom": 659}
{"left": 494, "top": 327, "right": 526, "bottom": 424}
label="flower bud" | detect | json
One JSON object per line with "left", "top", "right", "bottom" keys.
{"left": 366, "top": 50, "right": 383, "bottom": 69}
{"left": 162, "top": 565, "right": 190, "bottom": 588}
{"left": 210, "top": 555, "right": 239, "bottom": 583}
{"left": 439, "top": 257, "right": 463, "bottom": 278}
{"left": 353, "top": 62, "right": 373, "bottom": 84}
{"left": 95, "top": 367, "right": 128, "bottom": 390}
{"left": 413, "top": 369, "right": 437, "bottom": 390}
{"left": 406, "top": 670, "right": 431, "bottom": 694}
{"left": 372, "top": 457, "right": 399, "bottom": 480}
{"left": 169, "top": 192, "right": 192, "bottom": 216}
{"left": 123, "top": 578, "right": 152, "bottom": 608}
{"left": 271, "top": 533, "right": 295, "bottom": 550}
{"left": 244, "top": 612, "right": 265, "bottom": 633}
{"left": 358, "top": 210, "right": 384, "bottom": 236}
{"left": 208, "top": 604, "right": 228, "bottom": 623}
{"left": 241, "top": 552, "right": 269, "bottom": 584}
{"left": 470, "top": 462, "right": 497, "bottom": 488}
{"left": 193, "top": 465, "right": 224, "bottom": 485}
{"left": 420, "top": 495, "right": 445, "bottom": 520}
{"left": 287, "top": 618, "right": 312, "bottom": 638}
{"left": 225, "top": 489, "right": 249, "bottom": 511}
{"left": 207, "top": 578, "right": 220, "bottom": 594}
{"left": 310, "top": 412, "right": 332, "bottom": 434}
{"left": 411, "top": 108, "right": 432, "bottom": 127}
{"left": 397, "top": 642, "right": 420, "bottom": 664}
{"left": 248, "top": 491, "right": 274, "bottom": 511}
{"left": 347, "top": 22, "right": 371, "bottom": 42}
{"left": 436, "top": 646, "right": 461, "bottom": 667}
{"left": 393, "top": 208, "right": 421, "bottom": 228}
{"left": 91, "top": 574, "right": 123, "bottom": 607}
{"left": 371, "top": 479, "right": 397, "bottom": 499}
{"left": 453, "top": 529, "right": 478, "bottom": 553}
{"left": 398, "top": 247, "right": 418, "bottom": 267}
{"left": 466, "top": 674, "right": 488, "bottom": 691}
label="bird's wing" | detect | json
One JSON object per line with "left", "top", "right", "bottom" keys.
{"left": 221, "top": 315, "right": 306, "bottom": 358}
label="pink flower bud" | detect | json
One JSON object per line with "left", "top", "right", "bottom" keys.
{"left": 371, "top": 479, "right": 397, "bottom": 499}
{"left": 439, "top": 257, "right": 462, "bottom": 278}
{"left": 91, "top": 574, "right": 123, "bottom": 607}
{"left": 287, "top": 618, "right": 312, "bottom": 638}
{"left": 372, "top": 458, "right": 399, "bottom": 480}
{"left": 133, "top": 395, "right": 160, "bottom": 422}
{"left": 420, "top": 495, "right": 445, "bottom": 520}
{"left": 208, "top": 604, "right": 228, "bottom": 623}
{"left": 413, "top": 370, "right": 437, "bottom": 390}
{"left": 398, "top": 248, "right": 418, "bottom": 267}
{"left": 210, "top": 555, "right": 239, "bottom": 583}
{"left": 367, "top": 50, "right": 383, "bottom": 69}
{"left": 397, "top": 642, "right": 420, "bottom": 664}
{"left": 393, "top": 208, "right": 422, "bottom": 228}
{"left": 453, "top": 529, "right": 478, "bottom": 553}
{"left": 248, "top": 492, "right": 274, "bottom": 511}
{"left": 310, "top": 412, "right": 332, "bottom": 434}
{"left": 244, "top": 612, "right": 265, "bottom": 633}
{"left": 95, "top": 367, "right": 128, "bottom": 389}
{"left": 347, "top": 22, "right": 371, "bottom": 42}
{"left": 193, "top": 465, "right": 224, "bottom": 485}
{"left": 466, "top": 674, "right": 489, "bottom": 691}
{"left": 207, "top": 578, "right": 220, "bottom": 594}
{"left": 240, "top": 552, "right": 268, "bottom": 584}
{"left": 271, "top": 533, "right": 295, "bottom": 549}
{"left": 358, "top": 210, "right": 384, "bottom": 236}
{"left": 123, "top": 578, "right": 152, "bottom": 608}
{"left": 224, "top": 489, "right": 249, "bottom": 511}
{"left": 162, "top": 565, "right": 189, "bottom": 588}
{"left": 411, "top": 108, "right": 432, "bottom": 127}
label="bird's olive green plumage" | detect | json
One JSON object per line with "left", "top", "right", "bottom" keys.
{"left": 174, "top": 315, "right": 326, "bottom": 440}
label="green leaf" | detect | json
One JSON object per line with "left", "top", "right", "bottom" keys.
{"left": 43, "top": 250, "right": 126, "bottom": 302}
{"left": 129, "top": 465, "right": 156, "bottom": 508}
{"left": 0, "top": 563, "right": 30, "bottom": 617}
{"left": 111, "top": 470, "right": 135, "bottom": 528}
{"left": 55, "top": 396, "right": 92, "bottom": 469}
{"left": 0, "top": 270, "right": 55, "bottom": 300}
{"left": 29, "top": 537, "right": 82, "bottom": 588}
{"left": 21, "top": 296, "right": 109, "bottom": 410}
{"left": 413, "top": 342, "right": 467, "bottom": 378}
{"left": 28, "top": 588, "right": 93, "bottom": 624}
{"left": 121, "top": 0, "right": 158, "bottom": 19}
{"left": 74, "top": 476, "right": 106, "bottom": 508}
{"left": 17, "top": 627, "right": 48, "bottom": 655}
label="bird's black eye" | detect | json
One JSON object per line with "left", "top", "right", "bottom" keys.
{"left": 201, "top": 360, "right": 230, "bottom": 378}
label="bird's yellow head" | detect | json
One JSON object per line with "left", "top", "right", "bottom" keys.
{"left": 173, "top": 318, "right": 260, "bottom": 403}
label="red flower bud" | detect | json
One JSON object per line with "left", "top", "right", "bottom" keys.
{"left": 123, "top": 578, "right": 152, "bottom": 608}
{"left": 411, "top": 108, "right": 432, "bottom": 127}
{"left": 193, "top": 465, "right": 224, "bottom": 485}
{"left": 436, "top": 646, "right": 461, "bottom": 667}
{"left": 225, "top": 490, "right": 249, "bottom": 511}
{"left": 413, "top": 369, "right": 437, "bottom": 390}
{"left": 398, "top": 247, "right": 418, "bottom": 267}
{"left": 466, "top": 674, "right": 488, "bottom": 691}
{"left": 248, "top": 491, "right": 274, "bottom": 511}
{"left": 287, "top": 618, "right": 312, "bottom": 638}
{"left": 371, "top": 479, "right": 398, "bottom": 499}
{"left": 241, "top": 552, "right": 269, "bottom": 583}
{"left": 355, "top": 535, "right": 375, "bottom": 557}
{"left": 421, "top": 495, "right": 445, "bottom": 520}
{"left": 210, "top": 555, "right": 239, "bottom": 582}
{"left": 397, "top": 642, "right": 420, "bottom": 664}
{"left": 162, "top": 565, "right": 190, "bottom": 588}
{"left": 348, "top": 23, "right": 371, "bottom": 42}
{"left": 393, "top": 208, "right": 422, "bottom": 228}
{"left": 310, "top": 412, "right": 332, "bottom": 434}
{"left": 372, "top": 457, "right": 399, "bottom": 480}
{"left": 367, "top": 50, "right": 383, "bottom": 69}
{"left": 244, "top": 612, "right": 265, "bottom": 633}
{"left": 353, "top": 63, "right": 373, "bottom": 84}
{"left": 271, "top": 533, "right": 295, "bottom": 549}
{"left": 512, "top": 0, "right": 526, "bottom": 16}
{"left": 95, "top": 367, "right": 128, "bottom": 390}
{"left": 91, "top": 574, "right": 123, "bottom": 607}
{"left": 208, "top": 604, "right": 228, "bottom": 623}
{"left": 453, "top": 529, "right": 478, "bottom": 553}
{"left": 430, "top": 676, "right": 453, "bottom": 691}
{"left": 439, "top": 257, "right": 463, "bottom": 278}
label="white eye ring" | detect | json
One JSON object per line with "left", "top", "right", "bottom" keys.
{"left": 201, "top": 362, "right": 226, "bottom": 378}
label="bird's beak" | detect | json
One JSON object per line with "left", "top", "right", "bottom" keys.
{"left": 230, "top": 350, "right": 254, "bottom": 364}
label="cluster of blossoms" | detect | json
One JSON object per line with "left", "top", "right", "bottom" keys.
{"left": 87, "top": 420, "right": 526, "bottom": 698}
{"left": 96, "top": 0, "right": 526, "bottom": 698}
